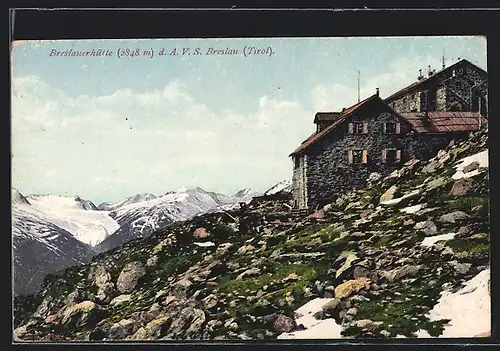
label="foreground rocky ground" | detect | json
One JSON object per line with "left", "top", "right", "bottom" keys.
{"left": 13, "top": 127, "right": 490, "bottom": 341}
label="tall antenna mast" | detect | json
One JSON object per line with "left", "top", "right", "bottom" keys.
{"left": 357, "top": 70, "right": 360, "bottom": 102}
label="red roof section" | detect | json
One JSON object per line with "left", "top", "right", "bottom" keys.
{"left": 401, "top": 112, "right": 487, "bottom": 133}
{"left": 384, "top": 59, "right": 486, "bottom": 102}
{"left": 290, "top": 94, "right": 378, "bottom": 156}
{"left": 314, "top": 112, "right": 342, "bottom": 123}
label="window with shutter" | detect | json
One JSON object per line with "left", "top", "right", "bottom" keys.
{"left": 362, "top": 150, "right": 368, "bottom": 164}
{"left": 395, "top": 122, "right": 401, "bottom": 134}
{"left": 384, "top": 149, "right": 400, "bottom": 164}
{"left": 362, "top": 122, "right": 368, "bottom": 134}
{"left": 348, "top": 150, "right": 353, "bottom": 164}
{"left": 385, "top": 122, "right": 397, "bottom": 134}
{"left": 350, "top": 150, "right": 363, "bottom": 164}
{"left": 348, "top": 123, "right": 354, "bottom": 134}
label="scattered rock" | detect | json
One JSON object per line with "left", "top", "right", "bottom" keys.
{"left": 349, "top": 232, "right": 366, "bottom": 241}
{"left": 236, "top": 245, "right": 256, "bottom": 255}
{"left": 308, "top": 237, "right": 323, "bottom": 247}
{"left": 273, "top": 314, "right": 296, "bottom": 333}
{"left": 414, "top": 220, "right": 438, "bottom": 235}
{"left": 308, "top": 208, "right": 325, "bottom": 219}
{"left": 334, "top": 277, "right": 371, "bottom": 299}
{"left": 380, "top": 185, "right": 397, "bottom": 203}
{"left": 193, "top": 227, "right": 209, "bottom": 239}
{"left": 215, "top": 243, "right": 233, "bottom": 256}
{"left": 352, "top": 265, "right": 370, "bottom": 279}
{"left": 426, "top": 177, "right": 447, "bottom": 191}
{"left": 109, "top": 319, "right": 137, "bottom": 340}
{"left": 392, "top": 265, "right": 422, "bottom": 281}
{"left": 282, "top": 273, "right": 299, "bottom": 283}
{"left": 44, "top": 314, "right": 58, "bottom": 324}
{"left": 201, "top": 294, "right": 219, "bottom": 309}
{"left": 110, "top": 294, "right": 132, "bottom": 306}
{"left": 129, "top": 315, "right": 171, "bottom": 340}
{"left": 236, "top": 267, "right": 261, "bottom": 280}
{"left": 463, "top": 161, "right": 480, "bottom": 173}
{"left": 439, "top": 211, "right": 469, "bottom": 223}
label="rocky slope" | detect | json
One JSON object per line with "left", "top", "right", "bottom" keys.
{"left": 13, "top": 127, "right": 490, "bottom": 341}
{"left": 94, "top": 187, "right": 260, "bottom": 253}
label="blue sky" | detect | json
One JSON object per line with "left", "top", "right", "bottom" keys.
{"left": 11, "top": 36, "right": 487, "bottom": 205}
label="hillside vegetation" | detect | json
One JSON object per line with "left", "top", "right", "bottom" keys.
{"left": 14, "top": 127, "right": 490, "bottom": 341}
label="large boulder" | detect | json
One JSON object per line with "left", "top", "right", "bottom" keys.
{"left": 60, "top": 301, "right": 108, "bottom": 330}
{"left": 449, "top": 178, "right": 475, "bottom": 196}
{"left": 116, "top": 261, "right": 146, "bottom": 294}
{"left": 89, "top": 265, "right": 115, "bottom": 303}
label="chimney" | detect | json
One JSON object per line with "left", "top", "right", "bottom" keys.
{"left": 342, "top": 107, "right": 346, "bottom": 112}
{"left": 376, "top": 87, "right": 379, "bottom": 96}
{"left": 418, "top": 69, "right": 424, "bottom": 80}
{"left": 427, "top": 65, "right": 433, "bottom": 77}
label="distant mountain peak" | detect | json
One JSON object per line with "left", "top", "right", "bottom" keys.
{"left": 11, "top": 188, "right": 30, "bottom": 205}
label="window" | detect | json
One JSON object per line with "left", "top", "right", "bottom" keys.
{"left": 411, "top": 93, "right": 416, "bottom": 99}
{"left": 294, "top": 156, "right": 301, "bottom": 169}
{"left": 403, "top": 97, "right": 407, "bottom": 103}
{"left": 382, "top": 149, "right": 401, "bottom": 164}
{"left": 385, "top": 122, "right": 396, "bottom": 134}
{"left": 348, "top": 122, "right": 368, "bottom": 135}
{"left": 384, "top": 121, "right": 400, "bottom": 134}
{"left": 348, "top": 150, "right": 368, "bottom": 164}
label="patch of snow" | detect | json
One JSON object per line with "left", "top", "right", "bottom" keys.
{"left": 380, "top": 189, "right": 420, "bottom": 206}
{"left": 400, "top": 204, "right": 425, "bottom": 214}
{"left": 278, "top": 298, "right": 343, "bottom": 339}
{"left": 420, "top": 233, "right": 457, "bottom": 247}
{"left": 264, "top": 180, "right": 292, "bottom": 196}
{"left": 278, "top": 319, "right": 343, "bottom": 339}
{"left": 103, "top": 193, "right": 157, "bottom": 211}
{"left": 415, "top": 268, "right": 490, "bottom": 338}
{"left": 452, "top": 150, "right": 488, "bottom": 180}
{"left": 193, "top": 241, "right": 215, "bottom": 247}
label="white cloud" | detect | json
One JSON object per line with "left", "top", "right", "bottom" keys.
{"left": 11, "top": 75, "right": 312, "bottom": 203}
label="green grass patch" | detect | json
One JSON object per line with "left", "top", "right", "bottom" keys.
{"left": 343, "top": 257, "right": 456, "bottom": 338}
{"left": 448, "top": 196, "right": 488, "bottom": 214}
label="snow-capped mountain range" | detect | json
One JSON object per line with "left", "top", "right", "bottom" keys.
{"left": 93, "top": 187, "right": 261, "bottom": 253}
{"left": 11, "top": 184, "right": 287, "bottom": 295}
